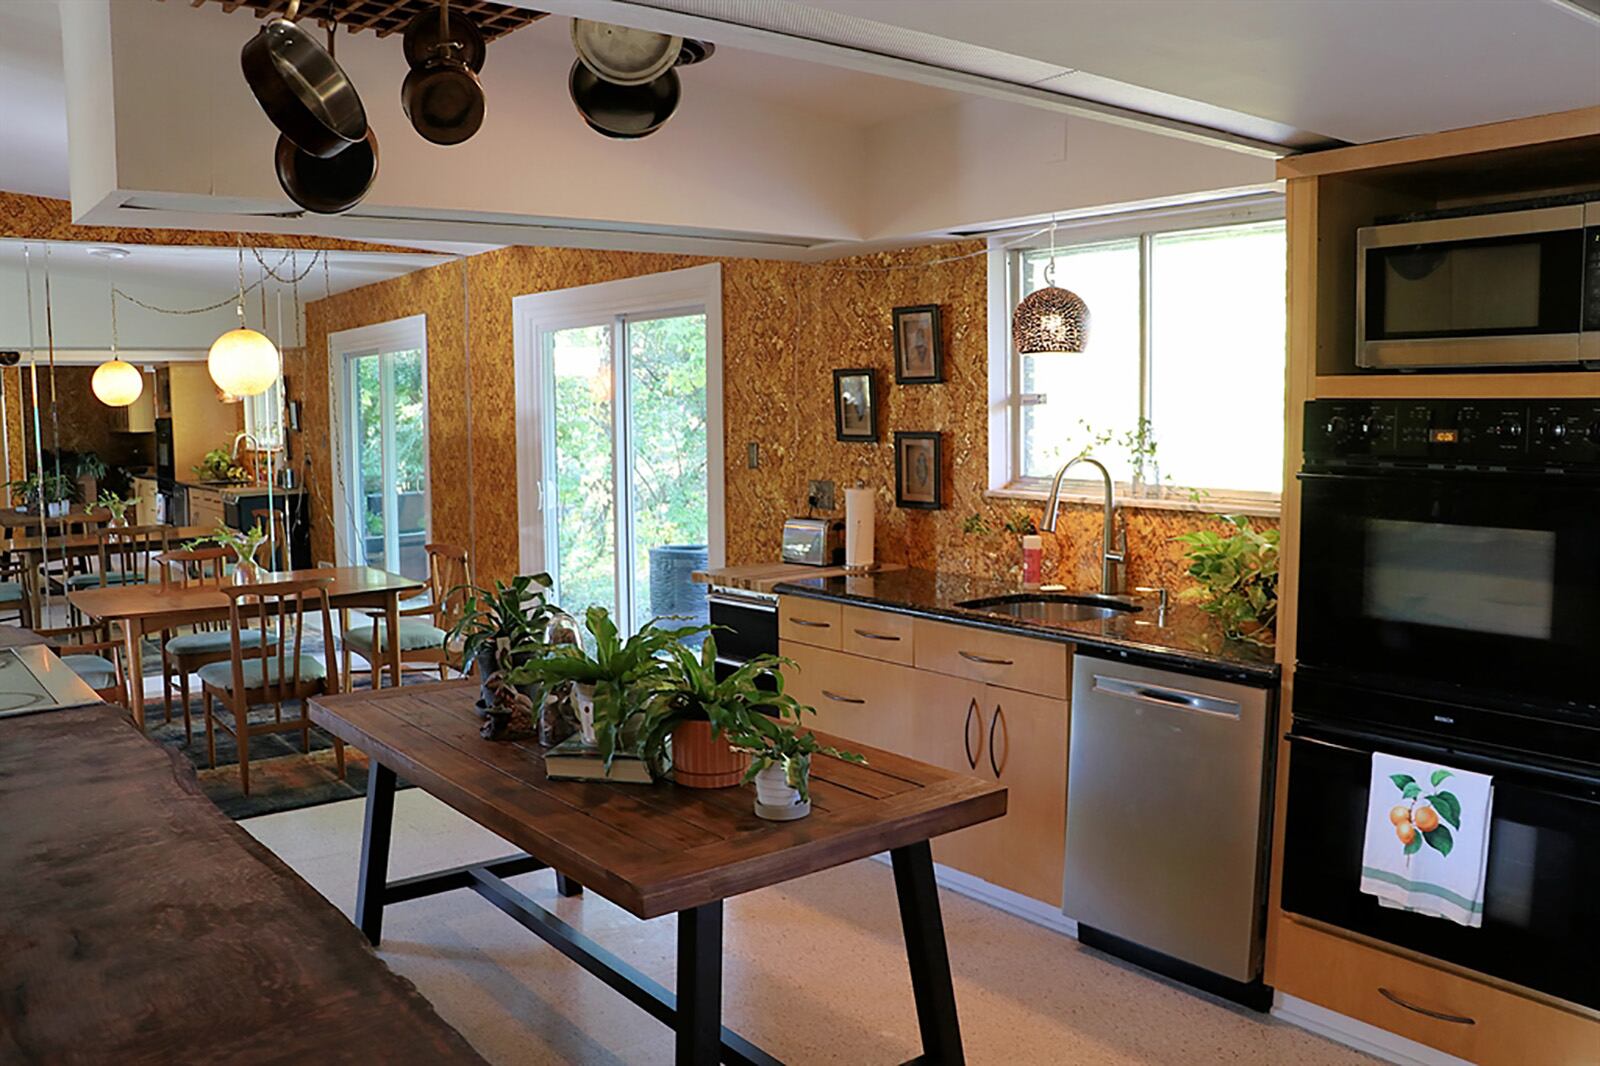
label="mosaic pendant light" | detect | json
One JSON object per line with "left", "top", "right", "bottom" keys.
{"left": 1011, "top": 219, "right": 1089, "bottom": 355}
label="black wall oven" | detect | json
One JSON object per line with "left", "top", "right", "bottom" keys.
{"left": 1284, "top": 398, "right": 1600, "bottom": 1012}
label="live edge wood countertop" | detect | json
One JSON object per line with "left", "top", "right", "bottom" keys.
{"left": 0, "top": 705, "right": 487, "bottom": 1065}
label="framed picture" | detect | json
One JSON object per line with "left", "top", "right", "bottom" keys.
{"left": 892, "top": 304, "right": 943, "bottom": 384}
{"left": 832, "top": 368, "right": 878, "bottom": 443}
{"left": 894, "top": 432, "right": 943, "bottom": 509}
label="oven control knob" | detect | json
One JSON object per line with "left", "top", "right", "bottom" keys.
{"left": 1502, "top": 420, "right": 1523, "bottom": 440}
{"left": 1324, "top": 415, "right": 1348, "bottom": 439}
{"left": 1549, "top": 422, "right": 1568, "bottom": 442}
{"left": 1589, "top": 419, "right": 1600, "bottom": 445}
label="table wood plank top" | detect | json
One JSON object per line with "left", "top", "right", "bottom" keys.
{"left": 310, "top": 680, "right": 1008, "bottom": 919}
{"left": 0, "top": 705, "right": 487, "bottom": 1065}
{"left": 67, "top": 565, "right": 423, "bottom": 621}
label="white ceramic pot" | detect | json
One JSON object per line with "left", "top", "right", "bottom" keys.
{"left": 47, "top": 501, "right": 68, "bottom": 518}
{"left": 752, "top": 762, "right": 810, "bottom": 821}
{"left": 573, "top": 682, "right": 597, "bottom": 744}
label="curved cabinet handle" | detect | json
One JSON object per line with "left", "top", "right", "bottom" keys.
{"left": 963, "top": 699, "right": 979, "bottom": 770}
{"left": 1377, "top": 987, "right": 1475, "bottom": 1026}
{"left": 958, "top": 649, "right": 1014, "bottom": 666}
{"left": 853, "top": 628, "right": 901, "bottom": 642}
{"left": 988, "top": 703, "right": 1004, "bottom": 777}
{"left": 821, "top": 690, "right": 865, "bottom": 705}
{"left": 790, "top": 618, "right": 832, "bottom": 629}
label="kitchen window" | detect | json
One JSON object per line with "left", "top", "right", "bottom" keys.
{"left": 241, "top": 378, "right": 284, "bottom": 450}
{"left": 989, "top": 198, "right": 1286, "bottom": 508}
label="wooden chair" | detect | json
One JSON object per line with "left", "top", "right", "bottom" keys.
{"left": 342, "top": 543, "right": 471, "bottom": 691}
{"left": 40, "top": 621, "right": 128, "bottom": 707}
{"left": 198, "top": 576, "right": 343, "bottom": 796}
{"left": 157, "top": 545, "right": 275, "bottom": 744}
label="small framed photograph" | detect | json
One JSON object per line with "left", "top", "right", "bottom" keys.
{"left": 893, "top": 304, "right": 943, "bottom": 384}
{"left": 833, "top": 368, "right": 878, "bottom": 443}
{"left": 894, "top": 432, "right": 943, "bottom": 509}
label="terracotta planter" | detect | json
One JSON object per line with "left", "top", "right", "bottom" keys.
{"left": 671, "top": 719, "right": 749, "bottom": 789}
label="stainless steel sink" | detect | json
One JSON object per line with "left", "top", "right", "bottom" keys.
{"left": 954, "top": 593, "right": 1141, "bottom": 623}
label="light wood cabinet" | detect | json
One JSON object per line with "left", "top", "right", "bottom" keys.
{"left": 779, "top": 640, "right": 914, "bottom": 756}
{"left": 840, "top": 604, "right": 915, "bottom": 665}
{"left": 1272, "top": 917, "right": 1599, "bottom": 1066}
{"left": 778, "top": 596, "right": 842, "bottom": 650}
{"left": 107, "top": 373, "right": 156, "bottom": 433}
{"left": 167, "top": 364, "right": 240, "bottom": 479}
{"left": 130, "top": 476, "right": 159, "bottom": 527}
{"left": 913, "top": 616, "right": 1069, "bottom": 699}
{"left": 187, "top": 486, "right": 225, "bottom": 530}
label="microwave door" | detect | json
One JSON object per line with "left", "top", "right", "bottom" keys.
{"left": 1357, "top": 204, "right": 1587, "bottom": 369}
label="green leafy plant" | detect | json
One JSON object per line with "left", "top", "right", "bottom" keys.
{"left": 193, "top": 447, "right": 249, "bottom": 483}
{"left": 505, "top": 606, "right": 708, "bottom": 766}
{"left": 14, "top": 472, "right": 80, "bottom": 507}
{"left": 446, "top": 573, "right": 558, "bottom": 675}
{"left": 1387, "top": 769, "right": 1462, "bottom": 858}
{"left": 1175, "top": 514, "right": 1279, "bottom": 645}
{"left": 726, "top": 709, "right": 866, "bottom": 804}
{"left": 97, "top": 490, "right": 135, "bottom": 523}
{"left": 190, "top": 520, "right": 268, "bottom": 569}
{"left": 961, "top": 508, "right": 1038, "bottom": 538}
{"left": 76, "top": 452, "right": 108, "bottom": 481}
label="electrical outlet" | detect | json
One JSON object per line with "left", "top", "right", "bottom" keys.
{"left": 808, "top": 479, "right": 836, "bottom": 511}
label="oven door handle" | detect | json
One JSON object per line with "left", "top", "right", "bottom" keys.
{"left": 1286, "top": 731, "right": 1600, "bottom": 805}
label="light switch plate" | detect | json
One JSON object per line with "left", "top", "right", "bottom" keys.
{"left": 747, "top": 442, "right": 759, "bottom": 469}
{"left": 808, "top": 479, "right": 836, "bottom": 511}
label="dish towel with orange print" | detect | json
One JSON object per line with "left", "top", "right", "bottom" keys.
{"left": 1358, "top": 753, "right": 1493, "bottom": 928}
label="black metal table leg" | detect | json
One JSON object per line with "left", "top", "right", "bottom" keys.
{"left": 555, "top": 872, "right": 584, "bottom": 897}
{"left": 891, "top": 842, "right": 964, "bottom": 1065}
{"left": 356, "top": 760, "right": 398, "bottom": 946}
{"left": 675, "top": 901, "right": 723, "bottom": 1066}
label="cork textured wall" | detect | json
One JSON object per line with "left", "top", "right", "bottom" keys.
{"left": 302, "top": 240, "right": 1277, "bottom": 595}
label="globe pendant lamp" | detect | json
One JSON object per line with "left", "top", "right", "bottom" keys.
{"left": 92, "top": 284, "right": 144, "bottom": 407}
{"left": 209, "top": 246, "right": 280, "bottom": 399}
{"left": 1011, "top": 219, "right": 1089, "bottom": 355}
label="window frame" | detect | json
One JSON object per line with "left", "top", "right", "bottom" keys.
{"left": 986, "top": 194, "right": 1286, "bottom": 515}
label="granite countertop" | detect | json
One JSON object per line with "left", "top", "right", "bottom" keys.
{"left": 773, "top": 567, "right": 1279, "bottom": 682}
{"left": 178, "top": 480, "right": 305, "bottom": 497}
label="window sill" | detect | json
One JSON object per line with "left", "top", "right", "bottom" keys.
{"left": 985, "top": 483, "right": 1281, "bottom": 519}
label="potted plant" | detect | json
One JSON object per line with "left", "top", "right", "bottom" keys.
{"left": 97, "top": 490, "right": 135, "bottom": 527}
{"left": 446, "top": 573, "right": 558, "bottom": 711}
{"left": 76, "top": 452, "right": 107, "bottom": 506}
{"left": 193, "top": 448, "right": 250, "bottom": 484}
{"left": 41, "top": 473, "right": 76, "bottom": 518}
{"left": 722, "top": 685, "right": 865, "bottom": 821}
{"left": 1175, "top": 514, "right": 1279, "bottom": 645}
{"left": 191, "top": 520, "right": 269, "bottom": 582}
{"left": 10, "top": 474, "right": 40, "bottom": 513}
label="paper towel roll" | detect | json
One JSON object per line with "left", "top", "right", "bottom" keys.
{"left": 844, "top": 486, "right": 875, "bottom": 570}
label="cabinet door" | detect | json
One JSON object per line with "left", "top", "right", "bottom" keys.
{"left": 904, "top": 670, "right": 996, "bottom": 884}
{"left": 983, "top": 685, "right": 1069, "bottom": 906}
{"left": 778, "top": 640, "right": 911, "bottom": 754}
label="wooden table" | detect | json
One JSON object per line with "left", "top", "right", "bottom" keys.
{"left": 5, "top": 524, "right": 212, "bottom": 619}
{"left": 69, "top": 566, "right": 424, "bottom": 731}
{"left": 310, "top": 681, "right": 1007, "bottom": 1065}
{"left": 0, "top": 704, "right": 487, "bottom": 1064}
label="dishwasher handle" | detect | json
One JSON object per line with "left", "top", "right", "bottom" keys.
{"left": 1091, "top": 674, "right": 1242, "bottom": 719}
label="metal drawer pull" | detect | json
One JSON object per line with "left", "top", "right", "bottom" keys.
{"left": 1092, "top": 675, "right": 1240, "bottom": 718}
{"left": 963, "top": 699, "right": 978, "bottom": 769}
{"left": 958, "top": 650, "right": 1014, "bottom": 666}
{"left": 1377, "top": 987, "right": 1476, "bottom": 1026}
{"left": 853, "top": 628, "right": 901, "bottom": 642}
{"left": 821, "top": 690, "right": 865, "bottom": 705}
{"left": 791, "top": 618, "right": 832, "bottom": 628}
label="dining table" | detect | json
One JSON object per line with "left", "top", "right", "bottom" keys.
{"left": 69, "top": 566, "right": 424, "bottom": 732}
{"left": 5, "top": 524, "right": 213, "bottom": 620}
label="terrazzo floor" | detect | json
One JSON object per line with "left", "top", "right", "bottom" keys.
{"left": 245, "top": 791, "right": 1378, "bottom": 1066}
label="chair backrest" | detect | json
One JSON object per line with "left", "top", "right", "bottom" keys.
{"left": 425, "top": 542, "right": 472, "bottom": 630}
{"left": 242, "top": 507, "right": 291, "bottom": 571}
{"left": 99, "top": 524, "right": 171, "bottom": 584}
{"left": 222, "top": 575, "right": 338, "bottom": 701}
{"left": 155, "top": 545, "right": 230, "bottom": 589}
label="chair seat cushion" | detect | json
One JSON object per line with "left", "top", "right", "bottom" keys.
{"left": 197, "top": 655, "right": 326, "bottom": 692}
{"left": 343, "top": 617, "right": 446, "bottom": 656}
{"left": 64, "top": 571, "right": 147, "bottom": 589}
{"left": 62, "top": 653, "right": 117, "bottom": 689}
{"left": 0, "top": 580, "right": 22, "bottom": 602}
{"left": 164, "top": 628, "right": 271, "bottom": 656}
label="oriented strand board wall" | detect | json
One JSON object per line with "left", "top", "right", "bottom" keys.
{"left": 301, "top": 243, "right": 1276, "bottom": 593}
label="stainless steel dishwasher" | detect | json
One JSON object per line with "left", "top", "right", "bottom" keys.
{"left": 1064, "top": 650, "right": 1276, "bottom": 1009}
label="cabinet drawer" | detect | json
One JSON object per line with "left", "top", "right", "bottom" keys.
{"left": 913, "top": 618, "right": 1068, "bottom": 699}
{"left": 778, "top": 640, "right": 911, "bottom": 752}
{"left": 1271, "top": 917, "right": 1599, "bottom": 1066}
{"left": 840, "top": 605, "right": 915, "bottom": 665}
{"left": 778, "top": 596, "right": 842, "bottom": 649}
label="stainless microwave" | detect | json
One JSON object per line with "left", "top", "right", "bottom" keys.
{"left": 1356, "top": 201, "right": 1600, "bottom": 370}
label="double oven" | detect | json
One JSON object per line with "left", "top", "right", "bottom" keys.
{"left": 1282, "top": 398, "right": 1600, "bottom": 1011}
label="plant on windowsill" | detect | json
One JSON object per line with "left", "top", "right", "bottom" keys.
{"left": 1175, "top": 514, "right": 1279, "bottom": 646}
{"left": 447, "top": 573, "right": 559, "bottom": 712}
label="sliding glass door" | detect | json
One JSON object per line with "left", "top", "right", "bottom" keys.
{"left": 540, "top": 310, "right": 710, "bottom": 635}
{"left": 333, "top": 317, "right": 429, "bottom": 580}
